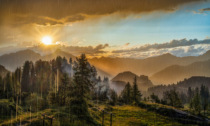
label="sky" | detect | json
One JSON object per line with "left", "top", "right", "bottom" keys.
{"left": 0, "top": 0, "right": 210, "bottom": 58}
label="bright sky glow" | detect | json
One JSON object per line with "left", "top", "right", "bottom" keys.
{"left": 42, "top": 36, "right": 53, "bottom": 45}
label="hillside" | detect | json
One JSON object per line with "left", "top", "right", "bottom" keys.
{"left": 0, "top": 50, "right": 41, "bottom": 71}
{"left": 151, "top": 59, "right": 210, "bottom": 84}
{"left": 0, "top": 65, "right": 9, "bottom": 77}
{"left": 111, "top": 71, "right": 153, "bottom": 92}
{"left": 148, "top": 76, "right": 210, "bottom": 98}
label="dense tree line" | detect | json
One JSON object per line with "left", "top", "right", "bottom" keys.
{"left": 119, "top": 76, "right": 142, "bottom": 105}
{"left": 148, "top": 85, "right": 209, "bottom": 115}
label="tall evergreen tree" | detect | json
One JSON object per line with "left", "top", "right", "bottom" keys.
{"left": 163, "top": 89, "right": 182, "bottom": 108}
{"left": 69, "top": 54, "right": 94, "bottom": 123}
{"left": 120, "top": 82, "right": 132, "bottom": 104}
{"left": 200, "top": 85, "right": 209, "bottom": 115}
{"left": 190, "top": 87, "right": 202, "bottom": 115}
{"left": 21, "top": 61, "right": 31, "bottom": 92}
{"left": 132, "top": 76, "right": 142, "bottom": 104}
{"left": 58, "top": 73, "right": 70, "bottom": 105}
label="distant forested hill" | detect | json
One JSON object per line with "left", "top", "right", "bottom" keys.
{"left": 148, "top": 76, "right": 210, "bottom": 98}
{"left": 111, "top": 71, "right": 153, "bottom": 93}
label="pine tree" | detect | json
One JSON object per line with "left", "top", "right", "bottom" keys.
{"left": 58, "top": 73, "right": 69, "bottom": 105}
{"left": 200, "top": 85, "right": 209, "bottom": 115}
{"left": 132, "top": 76, "right": 142, "bottom": 104}
{"left": 190, "top": 87, "right": 202, "bottom": 115}
{"left": 69, "top": 54, "right": 94, "bottom": 123}
{"left": 21, "top": 61, "right": 31, "bottom": 92}
{"left": 150, "top": 93, "right": 160, "bottom": 103}
{"left": 109, "top": 89, "right": 118, "bottom": 105}
{"left": 163, "top": 89, "right": 182, "bottom": 108}
{"left": 120, "top": 82, "right": 132, "bottom": 104}
{"left": 187, "top": 87, "right": 193, "bottom": 102}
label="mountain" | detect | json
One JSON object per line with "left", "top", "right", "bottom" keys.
{"left": 0, "top": 65, "right": 9, "bottom": 77}
{"left": 0, "top": 49, "right": 41, "bottom": 71}
{"left": 151, "top": 59, "right": 210, "bottom": 84}
{"left": 148, "top": 76, "right": 210, "bottom": 98}
{"left": 89, "top": 50, "right": 210, "bottom": 77}
{"left": 42, "top": 49, "right": 76, "bottom": 61}
{"left": 111, "top": 71, "right": 153, "bottom": 92}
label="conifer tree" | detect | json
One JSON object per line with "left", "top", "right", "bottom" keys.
{"left": 21, "top": 61, "right": 31, "bottom": 92}
{"left": 69, "top": 54, "right": 94, "bottom": 123}
{"left": 200, "top": 85, "right": 209, "bottom": 115}
{"left": 190, "top": 87, "right": 202, "bottom": 115}
{"left": 120, "top": 82, "right": 132, "bottom": 104}
{"left": 132, "top": 76, "right": 142, "bottom": 104}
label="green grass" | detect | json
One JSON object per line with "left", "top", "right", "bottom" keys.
{"left": 0, "top": 103, "right": 203, "bottom": 126}
{"left": 92, "top": 105, "right": 187, "bottom": 126}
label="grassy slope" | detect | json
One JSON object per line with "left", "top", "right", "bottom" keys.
{"left": 1, "top": 104, "right": 198, "bottom": 126}
{"left": 91, "top": 105, "right": 193, "bottom": 126}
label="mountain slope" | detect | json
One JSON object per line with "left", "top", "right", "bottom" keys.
{"left": 111, "top": 71, "right": 153, "bottom": 92}
{"left": 151, "top": 59, "right": 210, "bottom": 84}
{"left": 0, "top": 65, "right": 9, "bottom": 77}
{"left": 42, "top": 49, "right": 76, "bottom": 61}
{"left": 0, "top": 49, "right": 41, "bottom": 71}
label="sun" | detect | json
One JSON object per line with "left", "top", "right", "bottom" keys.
{"left": 41, "top": 36, "right": 52, "bottom": 45}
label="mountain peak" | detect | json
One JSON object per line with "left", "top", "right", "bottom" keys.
{"left": 161, "top": 53, "right": 175, "bottom": 57}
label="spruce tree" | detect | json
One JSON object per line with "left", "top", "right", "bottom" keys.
{"left": 132, "top": 76, "right": 142, "bottom": 104}
{"left": 120, "top": 82, "right": 132, "bottom": 104}
{"left": 21, "top": 61, "right": 31, "bottom": 92}
{"left": 69, "top": 54, "right": 94, "bottom": 123}
{"left": 200, "top": 85, "right": 209, "bottom": 115}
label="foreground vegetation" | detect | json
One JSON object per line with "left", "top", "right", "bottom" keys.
{"left": 0, "top": 102, "right": 197, "bottom": 126}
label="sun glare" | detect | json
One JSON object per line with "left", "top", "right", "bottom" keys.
{"left": 41, "top": 36, "right": 52, "bottom": 45}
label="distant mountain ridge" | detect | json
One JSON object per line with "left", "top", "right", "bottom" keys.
{"left": 1, "top": 49, "right": 210, "bottom": 85}
{"left": 0, "top": 49, "right": 41, "bottom": 71}
{"left": 151, "top": 59, "right": 210, "bottom": 84}
{"left": 89, "top": 50, "right": 210, "bottom": 77}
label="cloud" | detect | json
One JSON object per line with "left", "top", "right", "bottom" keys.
{"left": 199, "top": 7, "right": 210, "bottom": 12}
{"left": 125, "top": 43, "right": 130, "bottom": 46}
{"left": 62, "top": 44, "right": 109, "bottom": 56}
{"left": 193, "top": 7, "right": 210, "bottom": 14}
{"left": 112, "top": 38, "right": 210, "bottom": 53}
{"left": 110, "top": 38, "right": 210, "bottom": 58}
{"left": 0, "top": 0, "right": 204, "bottom": 26}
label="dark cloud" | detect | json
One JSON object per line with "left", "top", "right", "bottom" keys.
{"left": 112, "top": 38, "right": 210, "bottom": 53}
{"left": 0, "top": 0, "right": 204, "bottom": 25}
{"left": 62, "top": 44, "right": 109, "bottom": 55}
{"left": 199, "top": 7, "right": 210, "bottom": 12}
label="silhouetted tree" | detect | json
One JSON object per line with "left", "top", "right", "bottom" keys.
{"left": 200, "top": 85, "right": 209, "bottom": 115}
{"left": 120, "top": 82, "right": 132, "bottom": 104}
{"left": 163, "top": 89, "right": 182, "bottom": 108}
{"left": 132, "top": 76, "right": 142, "bottom": 104}
{"left": 150, "top": 93, "right": 160, "bottom": 103}
{"left": 190, "top": 87, "right": 202, "bottom": 115}
{"left": 109, "top": 89, "right": 118, "bottom": 105}
{"left": 69, "top": 54, "right": 94, "bottom": 123}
